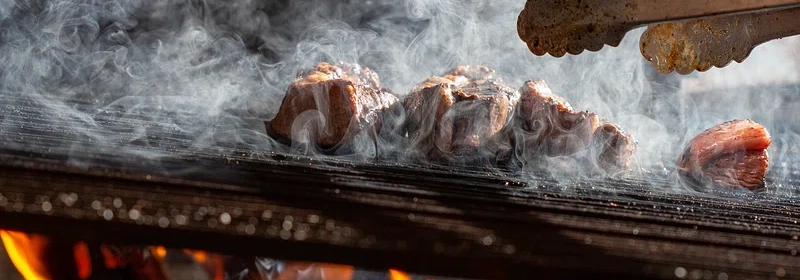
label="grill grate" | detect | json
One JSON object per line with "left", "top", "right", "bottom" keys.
{"left": 1, "top": 95, "right": 800, "bottom": 279}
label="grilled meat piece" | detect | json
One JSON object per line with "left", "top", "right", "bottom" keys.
{"left": 513, "top": 80, "right": 600, "bottom": 156}
{"left": 592, "top": 122, "right": 637, "bottom": 172}
{"left": 403, "top": 65, "right": 520, "bottom": 160}
{"left": 701, "top": 150, "right": 769, "bottom": 188}
{"left": 269, "top": 62, "right": 399, "bottom": 149}
{"left": 677, "top": 119, "right": 771, "bottom": 190}
{"left": 509, "top": 80, "right": 636, "bottom": 173}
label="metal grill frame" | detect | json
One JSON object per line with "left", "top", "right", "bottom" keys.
{"left": 0, "top": 146, "right": 799, "bottom": 280}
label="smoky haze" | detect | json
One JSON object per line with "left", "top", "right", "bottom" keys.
{"left": 0, "top": 0, "right": 799, "bottom": 195}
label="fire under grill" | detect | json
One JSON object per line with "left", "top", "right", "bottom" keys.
{"left": 2, "top": 89, "right": 800, "bottom": 280}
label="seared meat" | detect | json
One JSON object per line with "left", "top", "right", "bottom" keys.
{"left": 403, "top": 82, "right": 457, "bottom": 155}
{"left": 591, "top": 122, "right": 637, "bottom": 172}
{"left": 269, "top": 62, "right": 399, "bottom": 149}
{"left": 508, "top": 80, "right": 636, "bottom": 173}
{"left": 677, "top": 119, "right": 771, "bottom": 190}
{"left": 701, "top": 150, "right": 769, "bottom": 188}
{"left": 513, "top": 80, "right": 600, "bottom": 157}
{"left": 403, "top": 65, "right": 519, "bottom": 160}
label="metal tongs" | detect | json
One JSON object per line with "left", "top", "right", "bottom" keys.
{"left": 517, "top": 0, "right": 800, "bottom": 74}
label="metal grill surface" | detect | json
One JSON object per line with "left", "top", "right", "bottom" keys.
{"left": 1, "top": 94, "right": 800, "bottom": 279}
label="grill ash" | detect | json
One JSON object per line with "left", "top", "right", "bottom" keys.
{"left": 0, "top": 0, "right": 799, "bottom": 195}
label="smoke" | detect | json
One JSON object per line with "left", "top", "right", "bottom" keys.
{"left": 0, "top": 0, "right": 798, "bottom": 195}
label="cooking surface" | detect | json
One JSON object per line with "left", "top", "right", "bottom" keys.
{"left": 2, "top": 1, "right": 800, "bottom": 279}
{"left": 1, "top": 93, "right": 800, "bottom": 279}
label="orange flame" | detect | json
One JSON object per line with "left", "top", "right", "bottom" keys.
{"left": 0, "top": 230, "right": 97, "bottom": 280}
{"left": 153, "top": 246, "right": 168, "bottom": 260}
{"left": 100, "top": 245, "right": 170, "bottom": 280}
{"left": 184, "top": 249, "right": 208, "bottom": 263}
{"left": 100, "top": 245, "right": 123, "bottom": 269}
{"left": 389, "top": 268, "right": 412, "bottom": 280}
{"left": 184, "top": 249, "right": 225, "bottom": 280}
{"left": 73, "top": 242, "right": 92, "bottom": 280}
{"left": 276, "top": 262, "right": 355, "bottom": 280}
{"left": 128, "top": 247, "right": 170, "bottom": 280}
{"left": 0, "top": 230, "right": 53, "bottom": 280}
{"left": 0, "top": 229, "right": 420, "bottom": 280}
{"left": 0, "top": 230, "right": 173, "bottom": 280}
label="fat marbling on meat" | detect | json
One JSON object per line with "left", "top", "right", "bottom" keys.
{"left": 403, "top": 65, "right": 520, "bottom": 161}
{"left": 677, "top": 119, "right": 771, "bottom": 190}
{"left": 268, "top": 62, "right": 400, "bottom": 150}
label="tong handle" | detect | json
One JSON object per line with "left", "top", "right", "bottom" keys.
{"left": 639, "top": 7, "right": 800, "bottom": 74}
{"left": 635, "top": 0, "right": 800, "bottom": 23}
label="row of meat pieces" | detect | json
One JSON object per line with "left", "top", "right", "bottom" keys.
{"left": 268, "top": 62, "right": 771, "bottom": 190}
{"left": 268, "top": 62, "right": 636, "bottom": 173}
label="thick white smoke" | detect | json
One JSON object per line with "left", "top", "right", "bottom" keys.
{"left": 0, "top": 0, "right": 797, "bottom": 194}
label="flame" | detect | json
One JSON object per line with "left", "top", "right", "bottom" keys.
{"left": 0, "top": 230, "right": 413, "bottom": 280}
{"left": 389, "top": 268, "right": 412, "bottom": 280}
{"left": 129, "top": 247, "right": 171, "bottom": 280}
{"left": 276, "top": 263, "right": 355, "bottom": 280}
{"left": 183, "top": 249, "right": 225, "bottom": 280}
{"left": 208, "top": 255, "right": 225, "bottom": 280}
{"left": 73, "top": 242, "right": 92, "bottom": 280}
{"left": 316, "top": 263, "right": 355, "bottom": 280}
{"left": 0, "top": 230, "right": 95, "bottom": 280}
{"left": 100, "top": 245, "right": 124, "bottom": 269}
{"left": 0, "top": 230, "right": 52, "bottom": 280}
{"left": 182, "top": 250, "right": 403, "bottom": 280}
{"left": 99, "top": 244, "right": 172, "bottom": 280}
{"left": 153, "top": 246, "right": 167, "bottom": 260}
{"left": 100, "top": 245, "right": 170, "bottom": 280}
{"left": 184, "top": 248, "right": 208, "bottom": 263}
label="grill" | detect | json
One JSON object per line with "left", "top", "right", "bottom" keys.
{"left": 2, "top": 91, "right": 800, "bottom": 280}
{"left": 3, "top": 1, "right": 800, "bottom": 279}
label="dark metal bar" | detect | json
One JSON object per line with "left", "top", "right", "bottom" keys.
{"left": 0, "top": 150, "right": 799, "bottom": 279}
